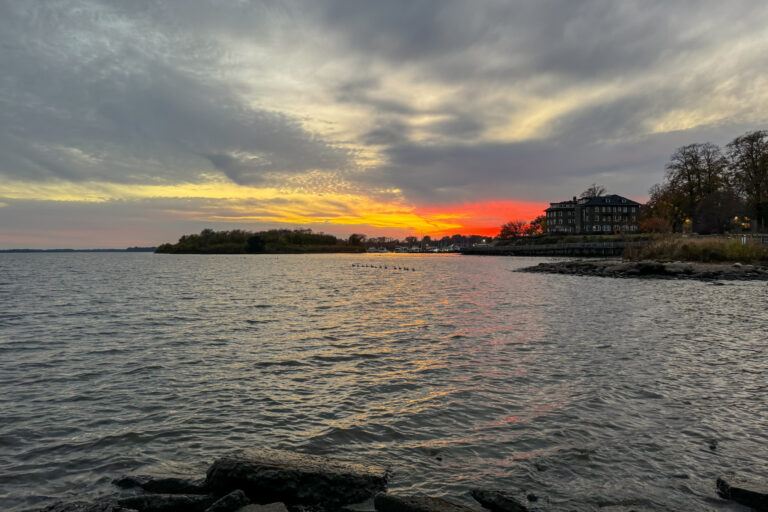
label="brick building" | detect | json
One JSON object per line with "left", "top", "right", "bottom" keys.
{"left": 545, "top": 194, "right": 641, "bottom": 234}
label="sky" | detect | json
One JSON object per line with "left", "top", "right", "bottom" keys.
{"left": 2, "top": 1, "right": 768, "bottom": 248}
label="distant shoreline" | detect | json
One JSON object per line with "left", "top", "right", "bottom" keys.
{"left": 0, "top": 247, "right": 156, "bottom": 253}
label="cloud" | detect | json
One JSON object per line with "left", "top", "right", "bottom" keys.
{"left": 2, "top": 0, "right": 768, "bottom": 247}
{"left": 0, "top": 2, "right": 348, "bottom": 186}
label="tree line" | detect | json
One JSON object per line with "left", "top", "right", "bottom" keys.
{"left": 155, "top": 228, "right": 359, "bottom": 254}
{"left": 154, "top": 228, "right": 496, "bottom": 254}
{"left": 643, "top": 130, "right": 768, "bottom": 234}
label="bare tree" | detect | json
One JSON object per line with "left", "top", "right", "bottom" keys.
{"left": 525, "top": 215, "right": 546, "bottom": 236}
{"left": 665, "top": 143, "right": 728, "bottom": 219}
{"left": 498, "top": 220, "right": 528, "bottom": 238}
{"left": 580, "top": 183, "right": 607, "bottom": 198}
{"left": 727, "top": 130, "right": 768, "bottom": 227}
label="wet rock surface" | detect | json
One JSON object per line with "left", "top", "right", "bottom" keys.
{"left": 41, "top": 503, "right": 137, "bottom": 512}
{"left": 470, "top": 490, "right": 529, "bottom": 512}
{"left": 206, "top": 490, "right": 251, "bottom": 512}
{"left": 116, "top": 493, "right": 217, "bottom": 512}
{"left": 40, "top": 449, "right": 760, "bottom": 512}
{"left": 113, "top": 475, "right": 209, "bottom": 495}
{"left": 235, "top": 503, "right": 289, "bottom": 512}
{"left": 717, "top": 475, "right": 768, "bottom": 511}
{"left": 374, "top": 494, "right": 481, "bottom": 512}
{"left": 204, "top": 448, "right": 388, "bottom": 507}
{"left": 518, "top": 259, "right": 768, "bottom": 280}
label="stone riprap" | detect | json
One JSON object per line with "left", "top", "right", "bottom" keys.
{"left": 717, "top": 475, "right": 768, "bottom": 511}
{"left": 40, "top": 449, "right": 759, "bottom": 512}
{"left": 116, "top": 493, "right": 217, "bottom": 512}
{"left": 234, "top": 504, "right": 289, "bottom": 512}
{"left": 517, "top": 259, "right": 768, "bottom": 280}
{"left": 41, "top": 503, "right": 138, "bottom": 512}
{"left": 206, "top": 490, "right": 251, "bottom": 512}
{"left": 470, "top": 490, "right": 530, "bottom": 512}
{"left": 204, "top": 449, "right": 389, "bottom": 508}
{"left": 113, "top": 475, "right": 209, "bottom": 495}
{"left": 374, "top": 494, "right": 481, "bottom": 512}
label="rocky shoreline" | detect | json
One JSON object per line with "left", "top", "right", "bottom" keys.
{"left": 517, "top": 259, "right": 768, "bottom": 281}
{"left": 37, "top": 448, "right": 766, "bottom": 512}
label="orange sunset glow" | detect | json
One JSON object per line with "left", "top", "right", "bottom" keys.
{"left": 2, "top": 1, "right": 766, "bottom": 248}
{"left": 412, "top": 200, "right": 548, "bottom": 237}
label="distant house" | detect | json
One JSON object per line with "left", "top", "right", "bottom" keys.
{"left": 545, "top": 194, "right": 641, "bottom": 234}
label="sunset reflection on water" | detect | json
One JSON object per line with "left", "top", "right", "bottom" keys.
{"left": 1, "top": 253, "right": 767, "bottom": 511}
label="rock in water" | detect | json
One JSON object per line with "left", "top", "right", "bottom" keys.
{"left": 206, "top": 490, "right": 251, "bottom": 512}
{"left": 374, "top": 494, "right": 481, "bottom": 512}
{"left": 41, "top": 503, "right": 138, "bottom": 512}
{"left": 235, "top": 504, "right": 289, "bottom": 512}
{"left": 117, "top": 493, "right": 217, "bottom": 512}
{"left": 113, "top": 475, "right": 209, "bottom": 494}
{"left": 204, "top": 449, "right": 388, "bottom": 507}
{"left": 470, "top": 490, "right": 529, "bottom": 512}
{"left": 717, "top": 476, "right": 768, "bottom": 511}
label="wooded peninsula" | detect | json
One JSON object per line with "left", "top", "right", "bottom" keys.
{"left": 155, "top": 228, "right": 365, "bottom": 254}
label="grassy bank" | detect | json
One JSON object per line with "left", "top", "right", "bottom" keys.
{"left": 624, "top": 236, "right": 768, "bottom": 264}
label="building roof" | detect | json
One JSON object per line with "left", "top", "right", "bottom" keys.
{"left": 545, "top": 194, "right": 640, "bottom": 211}
{"left": 580, "top": 194, "right": 640, "bottom": 206}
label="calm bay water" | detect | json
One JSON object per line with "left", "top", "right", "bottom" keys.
{"left": 1, "top": 253, "right": 767, "bottom": 511}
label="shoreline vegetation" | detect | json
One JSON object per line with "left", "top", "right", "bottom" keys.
{"left": 154, "top": 228, "right": 768, "bottom": 264}
{"left": 623, "top": 235, "right": 768, "bottom": 264}
{"left": 154, "top": 228, "right": 492, "bottom": 254}
{"left": 518, "top": 235, "right": 768, "bottom": 280}
{"left": 155, "top": 229, "right": 365, "bottom": 254}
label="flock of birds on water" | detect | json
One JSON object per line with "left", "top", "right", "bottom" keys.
{"left": 351, "top": 263, "right": 417, "bottom": 271}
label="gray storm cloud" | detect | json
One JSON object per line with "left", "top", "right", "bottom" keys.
{"left": 0, "top": 2, "right": 348, "bottom": 186}
{"left": 1, "top": 0, "right": 768, "bottom": 202}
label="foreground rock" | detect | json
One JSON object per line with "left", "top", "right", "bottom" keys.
{"left": 206, "top": 490, "right": 251, "bottom": 512}
{"left": 117, "top": 493, "right": 217, "bottom": 512}
{"left": 235, "top": 504, "right": 288, "bottom": 512}
{"left": 374, "top": 494, "right": 480, "bottom": 512}
{"left": 113, "top": 475, "right": 209, "bottom": 495}
{"left": 717, "top": 476, "right": 768, "bottom": 511}
{"left": 41, "top": 503, "right": 137, "bottom": 512}
{"left": 470, "top": 490, "right": 529, "bottom": 512}
{"left": 205, "top": 449, "right": 389, "bottom": 508}
{"left": 518, "top": 259, "right": 768, "bottom": 281}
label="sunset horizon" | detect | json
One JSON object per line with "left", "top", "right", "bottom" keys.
{"left": 2, "top": 1, "right": 766, "bottom": 247}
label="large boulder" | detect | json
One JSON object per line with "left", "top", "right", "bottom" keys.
{"left": 113, "top": 475, "right": 209, "bottom": 494}
{"left": 41, "top": 503, "right": 137, "bottom": 512}
{"left": 374, "top": 494, "right": 481, "bottom": 512}
{"left": 206, "top": 490, "right": 251, "bottom": 512}
{"left": 234, "top": 504, "right": 288, "bottom": 512}
{"left": 204, "top": 449, "right": 388, "bottom": 508}
{"left": 470, "top": 490, "right": 529, "bottom": 512}
{"left": 117, "top": 493, "right": 217, "bottom": 512}
{"left": 717, "top": 475, "right": 768, "bottom": 511}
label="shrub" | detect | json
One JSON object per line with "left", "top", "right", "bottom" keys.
{"left": 625, "top": 236, "right": 768, "bottom": 263}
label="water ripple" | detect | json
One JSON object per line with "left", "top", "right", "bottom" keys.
{"left": 1, "top": 253, "right": 767, "bottom": 511}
